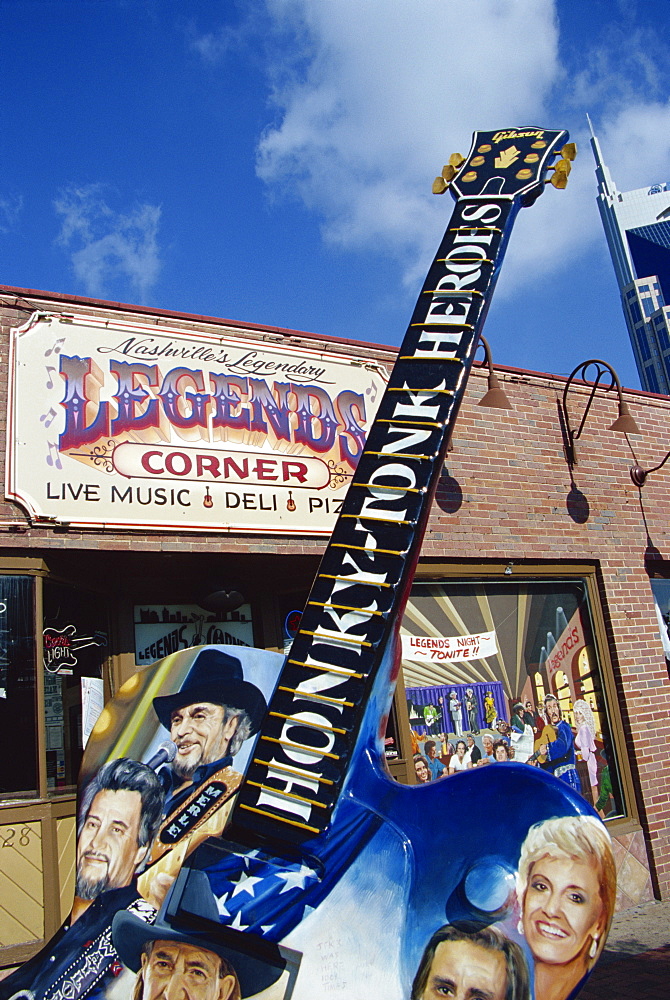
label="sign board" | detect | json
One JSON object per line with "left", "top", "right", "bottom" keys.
{"left": 134, "top": 603, "right": 254, "bottom": 666}
{"left": 6, "top": 313, "right": 387, "bottom": 534}
{"left": 401, "top": 629, "right": 498, "bottom": 664}
{"left": 543, "top": 609, "right": 584, "bottom": 699}
{"left": 43, "top": 624, "right": 107, "bottom": 675}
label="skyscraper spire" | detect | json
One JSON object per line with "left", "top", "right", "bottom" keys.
{"left": 590, "top": 127, "right": 670, "bottom": 395}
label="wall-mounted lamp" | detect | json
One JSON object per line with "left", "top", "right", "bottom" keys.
{"left": 446, "top": 336, "right": 511, "bottom": 452}
{"left": 475, "top": 336, "right": 513, "bottom": 409}
{"left": 630, "top": 454, "right": 670, "bottom": 487}
{"left": 561, "top": 359, "right": 640, "bottom": 466}
{"left": 504, "top": 562, "right": 514, "bottom": 576}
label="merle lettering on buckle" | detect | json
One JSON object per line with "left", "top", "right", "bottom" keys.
{"left": 160, "top": 781, "right": 227, "bottom": 844}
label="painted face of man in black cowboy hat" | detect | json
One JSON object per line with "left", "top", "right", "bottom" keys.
{"left": 153, "top": 649, "right": 268, "bottom": 784}
{"left": 112, "top": 872, "right": 286, "bottom": 1000}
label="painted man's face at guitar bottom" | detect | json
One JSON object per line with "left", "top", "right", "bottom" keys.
{"left": 420, "top": 940, "right": 507, "bottom": 1000}
{"left": 140, "top": 941, "right": 237, "bottom": 1000}
{"left": 170, "top": 703, "right": 239, "bottom": 778}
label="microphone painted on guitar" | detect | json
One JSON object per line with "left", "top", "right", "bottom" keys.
{"left": 145, "top": 740, "right": 177, "bottom": 771}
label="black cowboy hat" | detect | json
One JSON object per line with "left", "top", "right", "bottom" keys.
{"left": 112, "top": 870, "right": 287, "bottom": 999}
{"left": 153, "top": 647, "right": 267, "bottom": 734}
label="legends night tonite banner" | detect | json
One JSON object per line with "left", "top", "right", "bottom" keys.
{"left": 6, "top": 313, "right": 387, "bottom": 533}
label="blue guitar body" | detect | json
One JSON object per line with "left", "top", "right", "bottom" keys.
{"left": 189, "top": 639, "right": 601, "bottom": 999}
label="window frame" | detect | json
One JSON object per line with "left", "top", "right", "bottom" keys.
{"left": 400, "top": 560, "right": 639, "bottom": 834}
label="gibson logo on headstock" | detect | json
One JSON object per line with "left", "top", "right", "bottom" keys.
{"left": 492, "top": 129, "right": 544, "bottom": 143}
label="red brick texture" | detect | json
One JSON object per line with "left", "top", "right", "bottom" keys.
{"left": 1, "top": 288, "right": 669, "bottom": 898}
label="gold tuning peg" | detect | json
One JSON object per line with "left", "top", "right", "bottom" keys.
{"left": 549, "top": 170, "right": 569, "bottom": 190}
{"left": 449, "top": 153, "right": 466, "bottom": 169}
{"left": 561, "top": 142, "right": 577, "bottom": 161}
{"left": 546, "top": 157, "right": 571, "bottom": 188}
{"left": 433, "top": 161, "right": 458, "bottom": 194}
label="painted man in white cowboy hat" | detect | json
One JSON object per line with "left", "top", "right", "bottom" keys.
{"left": 113, "top": 871, "right": 287, "bottom": 1000}
{"left": 138, "top": 648, "right": 267, "bottom": 908}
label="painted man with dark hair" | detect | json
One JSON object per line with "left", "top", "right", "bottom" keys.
{"left": 0, "top": 759, "right": 164, "bottom": 1000}
{"left": 423, "top": 741, "right": 447, "bottom": 782}
{"left": 73, "top": 757, "right": 165, "bottom": 921}
{"left": 411, "top": 923, "right": 530, "bottom": 1000}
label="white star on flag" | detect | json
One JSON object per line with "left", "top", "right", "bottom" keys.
{"left": 277, "top": 865, "right": 315, "bottom": 894}
{"left": 230, "top": 871, "right": 263, "bottom": 898}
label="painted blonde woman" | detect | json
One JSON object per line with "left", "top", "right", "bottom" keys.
{"left": 573, "top": 700, "right": 598, "bottom": 797}
{"left": 516, "top": 815, "right": 616, "bottom": 1000}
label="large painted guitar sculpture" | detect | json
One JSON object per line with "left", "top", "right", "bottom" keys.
{"left": 2, "top": 128, "right": 615, "bottom": 1000}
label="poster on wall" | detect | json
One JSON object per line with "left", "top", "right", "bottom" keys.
{"left": 6, "top": 313, "right": 387, "bottom": 534}
{"left": 401, "top": 629, "right": 498, "bottom": 664}
{"left": 134, "top": 603, "right": 254, "bottom": 666}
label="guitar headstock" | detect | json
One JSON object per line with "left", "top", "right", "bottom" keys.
{"left": 432, "top": 126, "right": 575, "bottom": 204}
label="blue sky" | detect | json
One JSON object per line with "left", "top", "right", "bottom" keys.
{"left": 1, "top": 0, "right": 669, "bottom": 389}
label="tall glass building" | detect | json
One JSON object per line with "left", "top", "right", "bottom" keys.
{"left": 591, "top": 123, "right": 670, "bottom": 394}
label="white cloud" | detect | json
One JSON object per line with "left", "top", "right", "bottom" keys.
{"left": 598, "top": 100, "right": 670, "bottom": 192}
{"left": 251, "top": 0, "right": 670, "bottom": 301}
{"left": 496, "top": 96, "right": 670, "bottom": 301}
{"left": 0, "top": 193, "right": 24, "bottom": 233}
{"left": 54, "top": 184, "right": 161, "bottom": 302}
{"left": 256, "top": 0, "right": 560, "bottom": 284}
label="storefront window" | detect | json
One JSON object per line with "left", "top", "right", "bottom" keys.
{"left": 650, "top": 578, "right": 670, "bottom": 669}
{"left": 401, "top": 578, "right": 625, "bottom": 820}
{"left": 43, "top": 581, "right": 109, "bottom": 791}
{"left": 0, "top": 576, "right": 37, "bottom": 798}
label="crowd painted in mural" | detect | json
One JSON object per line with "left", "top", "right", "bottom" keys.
{"left": 409, "top": 688, "right": 614, "bottom": 818}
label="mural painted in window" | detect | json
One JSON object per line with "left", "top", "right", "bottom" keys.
{"left": 402, "top": 579, "right": 624, "bottom": 820}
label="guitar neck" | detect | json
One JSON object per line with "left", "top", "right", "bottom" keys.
{"left": 231, "top": 197, "right": 515, "bottom": 845}
{"left": 231, "top": 126, "right": 571, "bottom": 849}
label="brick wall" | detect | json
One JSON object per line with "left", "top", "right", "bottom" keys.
{"left": 424, "top": 365, "right": 670, "bottom": 901}
{"left": 1, "top": 287, "right": 669, "bottom": 899}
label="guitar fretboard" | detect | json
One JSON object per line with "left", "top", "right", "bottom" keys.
{"left": 230, "top": 126, "right": 570, "bottom": 849}
{"left": 231, "top": 199, "right": 514, "bottom": 845}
